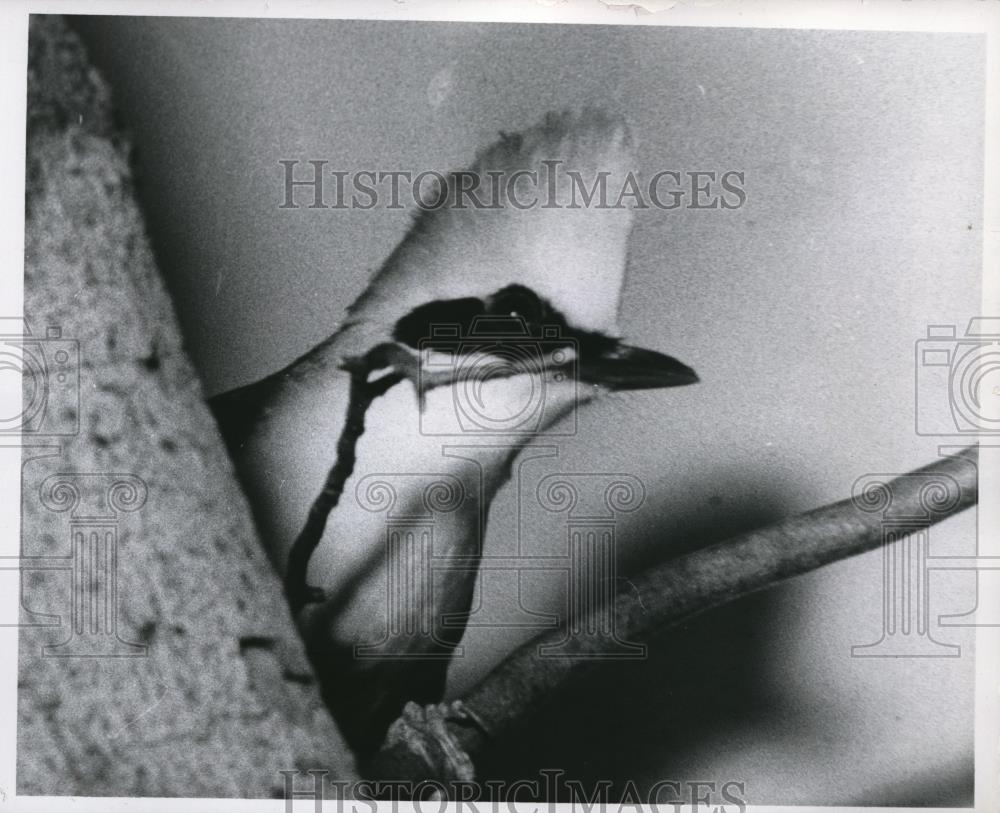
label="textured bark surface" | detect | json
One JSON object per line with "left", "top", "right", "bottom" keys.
{"left": 17, "top": 15, "right": 355, "bottom": 797}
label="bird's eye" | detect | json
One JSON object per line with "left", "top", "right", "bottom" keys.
{"left": 487, "top": 285, "right": 545, "bottom": 327}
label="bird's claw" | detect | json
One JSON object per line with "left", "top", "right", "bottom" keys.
{"left": 382, "top": 700, "right": 481, "bottom": 784}
{"left": 341, "top": 343, "right": 435, "bottom": 410}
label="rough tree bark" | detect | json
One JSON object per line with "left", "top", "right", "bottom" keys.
{"left": 17, "top": 15, "right": 356, "bottom": 797}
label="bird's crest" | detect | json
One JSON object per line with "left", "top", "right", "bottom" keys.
{"left": 342, "top": 109, "right": 638, "bottom": 352}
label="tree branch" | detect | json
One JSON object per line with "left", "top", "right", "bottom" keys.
{"left": 367, "top": 445, "right": 979, "bottom": 783}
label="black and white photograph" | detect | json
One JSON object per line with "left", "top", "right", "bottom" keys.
{"left": 1, "top": 1, "right": 998, "bottom": 810}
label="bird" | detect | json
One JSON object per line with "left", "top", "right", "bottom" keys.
{"left": 209, "top": 109, "right": 698, "bottom": 764}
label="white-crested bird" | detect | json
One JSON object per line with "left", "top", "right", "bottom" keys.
{"left": 210, "top": 110, "right": 698, "bottom": 761}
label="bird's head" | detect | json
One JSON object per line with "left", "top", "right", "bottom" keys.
{"left": 335, "top": 110, "right": 697, "bottom": 421}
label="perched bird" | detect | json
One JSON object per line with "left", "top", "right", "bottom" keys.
{"left": 210, "top": 110, "right": 697, "bottom": 762}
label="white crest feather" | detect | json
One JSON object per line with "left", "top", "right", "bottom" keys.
{"left": 342, "top": 109, "right": 637, "bottom": 351}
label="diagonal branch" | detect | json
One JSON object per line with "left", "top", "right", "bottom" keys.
{"left": 367, "top": 445, "right": 979, "bottom": 783}
{"left": 285, "top": 359, "right": 403, "bottom": 615}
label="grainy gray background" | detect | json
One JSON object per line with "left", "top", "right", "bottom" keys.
{"left": 69, "top": 16, "right": 984, "bottom": 804}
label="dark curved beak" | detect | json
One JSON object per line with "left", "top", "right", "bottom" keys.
{"left": 579, "top": 342, "right": 699, "bottom": 390}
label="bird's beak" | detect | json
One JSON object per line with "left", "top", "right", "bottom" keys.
{"left": 578, "top": 341, "right": 699, "bottom": 390}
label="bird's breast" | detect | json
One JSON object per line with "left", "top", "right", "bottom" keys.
{"left": 236, "top": 365, "right": 580, "bottom": 649}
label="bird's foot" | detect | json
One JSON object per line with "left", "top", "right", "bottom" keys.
{"left": 381, "top": 700, "right": 488, "bottom": 785}
{"left": 341, "top": 343, "right": 452, "bottom": 412}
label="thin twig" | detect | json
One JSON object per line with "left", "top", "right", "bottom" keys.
{"left": 284, "top": 355, "right": 403, "bottom": 615}
{"left": 284, "top": 342, "right": 459, "bottom": 615}
{"left": 367, "top": 445, "right": 979, "bottom": 781}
